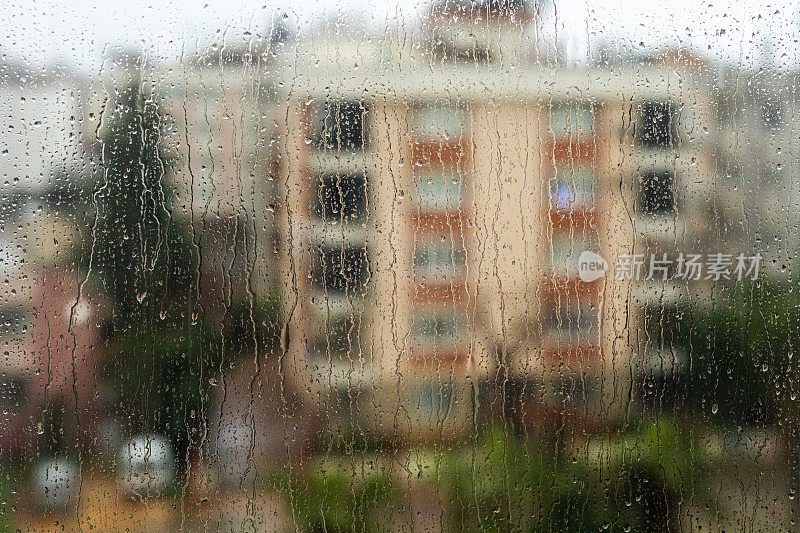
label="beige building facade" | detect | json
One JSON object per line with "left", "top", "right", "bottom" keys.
{"left": 274, "top": 9, "right": 718, "bottom": 441}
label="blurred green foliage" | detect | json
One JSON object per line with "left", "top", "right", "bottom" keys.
{"left": 670, "top": 282, "right": 800, "bottom": 425}
{"left": 283, "top": 456, "right": 400, "bottom": 532}
{"left": 441, "top": 420, "right": 707, "bottom": 532}
{"left": 107, "top": 294, "right": 281, "bottom": 452}
{"left": 275, "top": 418, "right": 713, "bottom": 532}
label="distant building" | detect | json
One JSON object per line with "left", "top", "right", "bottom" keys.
{"left": 0, "top": 70, "right": 99, "bottom": 453}
{"left": 272, "top": 3, "right": 720, "bottom": 440}
{"left": 156, "top": 49, "right": 282, "bottom": 317}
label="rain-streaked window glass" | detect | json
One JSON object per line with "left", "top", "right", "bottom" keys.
{"left": 542, "top": 299, "right": 599, "bottom": 342}
{"left": 639, "top": 169, "right": 676, "bottom": 215}
{"left": 637, "top": 100, "right": 678, "bottom": 148}
{"left": 550, "top": 101, "right": 594, "bottom": 139}
{"left": 412, "top": 311, "right": 466, "bottom": 351}
{"left": 416, "top": 381, "right": 454, "bottom": 415}
{"left": 314, "top": 171, "right": 368, "bottom": 222}
{"left": 413, "top": 103, "right": 467, "bottom": 139}
{"left": 550, "top": 234, "right": 599, "bottom": 273}
{"left": 312, "top": 245, "right": 370, "bottom": 296}
{"left": 314, "top": 99, "right": 369, "bottom": 152}
{"left": 550, "top": 166, "right": 596, "bottom": 209}
{"left": 3, "top": 0, "right": 800, "bottom": 530}
{"left": 415, "top": 171, "right": 462, "bottom": 211}
{"left": 414, "top": 239, "right": 467, "bottom": 279}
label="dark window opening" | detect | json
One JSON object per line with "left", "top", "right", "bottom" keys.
{"left": 311, "top": 317, "right": 360, "bottom": 360}
{"left": 639, "top": 171, "right": 675, "bottom": 214}
{"left": 761, "top": 99, "right": 782, "bottom": 130}
{"left": 315, "top": 171, "right": 367, "bottom": 222}
{"left": 314, "top": 100, "right": 369, "bottom": 152}
{"left": 0, "top": 307, "right": 28, "bottom": 335}
{"left": 641, "top": 305, "right": 679, "bottom": 348}
{"left": 638, "top": 101, "right": 677, "bottom": 148}
{"left": 312, "top": 246, "right": 369, "bottom": 295}
{"left": 552, "top": 374, "right": 595, "bottom": 404}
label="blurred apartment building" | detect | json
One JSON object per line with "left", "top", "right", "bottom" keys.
{"left": 0, "top": 62, "right": 103, "bottom": 451}
{"left": 157, "top": 46, "right": 282, "bottom": 320}
{"left": 0, "top": 1, "right": 726, "bottom": 453}
{"left": 714, "top": 64, "right": 800, "bottom": 275}
{"left": 274, "top": 0, "right": 720, "bottom": 441}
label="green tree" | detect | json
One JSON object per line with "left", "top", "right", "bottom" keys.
{"left": 92, "top": 54, "right": 204, "bottom": 449}
{"left": 92, "top": 51, "right": 283, "bottom": 481}
{"left": 92, "top": 56, "right": 193, "bottom": 318}
{"left": 670, "top": 282, "right": 800, "bottom": 426}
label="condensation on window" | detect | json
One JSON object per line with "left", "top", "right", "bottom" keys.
{"left": 0, "top": 0, "right": 798, "bottom": 531}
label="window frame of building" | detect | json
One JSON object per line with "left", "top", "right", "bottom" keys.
{"left": 413, "top": 103, "right": 468, "bottom": 140}
{"left": 414, "top": 170, "right": 463, "bottom": 212}
{"left": 549, "top": 166, "right": 596, "bottom": 209}
{"left": 542, "top": 298, "right": 599, "bottom": 344}
{"left": 411, "top": 311, "right": 467, "bottom": 351}
{"left": 549, "top": 100, "right": 594, "bottom": 140}
{"left": 413, "top": 239, "right": 467, "bottom": 280}
{"left": 549, "top": 234, "right": 600, "bottom": 275}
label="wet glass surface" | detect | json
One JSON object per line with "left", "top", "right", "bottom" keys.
{"left": 1, "top": 0, "right": 800, "bottom": 530}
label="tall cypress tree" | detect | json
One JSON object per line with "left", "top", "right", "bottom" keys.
{"left": 93, "top": 55, "right": 204, "bottom": 444}
{"left": 93, "top": 58, "right": 191, "bottom": 320}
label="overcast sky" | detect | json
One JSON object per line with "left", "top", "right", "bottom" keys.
{"left": 1, "top": 0, "right": 799, "bottom": 70}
